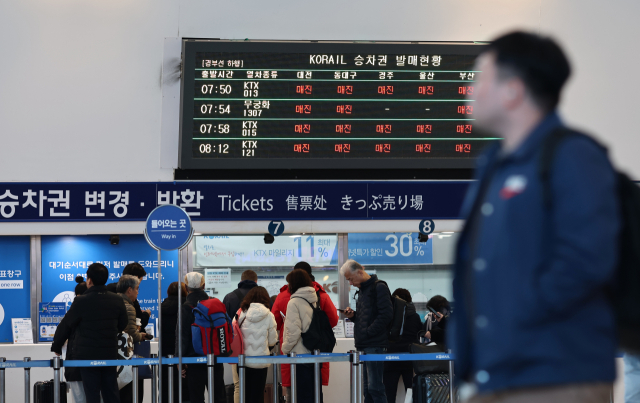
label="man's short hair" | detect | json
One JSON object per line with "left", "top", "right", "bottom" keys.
{"left": 339, "top": 259, "right": 363, "bottom": 276}
{"left": 241, "top": 270, "right": 258, "bottom": 282}
{"left": 123, "top": 262, "right": 147, "bottom": 278}
{"left": 487, "top": 31, "right": 571, "bottom": 112}
{"left": 116, "top": 274, "right": 140, "bottom": 294}
{"left": 87, "top": 263, "right": 109, "bottom": 286}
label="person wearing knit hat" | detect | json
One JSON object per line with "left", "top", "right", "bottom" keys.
{"left": 177, "top": 271, "right": 226, "bottom": 403}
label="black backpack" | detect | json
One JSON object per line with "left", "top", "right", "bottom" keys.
{"left": 292, "top": 292, "right": 336, "bottom": 353}
{"left": 372, "top": 280, "right": 411, "bottom": 342}
{"left": 540, "top": 128, "right": 640, "bottom": 353}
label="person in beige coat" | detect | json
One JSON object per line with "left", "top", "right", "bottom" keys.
{"left": 281, "top": 269, "right": 323, "bottom": 403}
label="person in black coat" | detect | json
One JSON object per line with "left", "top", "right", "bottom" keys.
{"left": 53, "top": 276, "right": 88, "bottom": 403}
{"left": 222, "top": 270, "right": 258, "bottom": 320}
{"left": 161, "top": 281, "right": 189, "bottom": 403}
{"left": 424, "top": 295, "right": 450, "bottom": 344}
{"left": 51, "top": 263, "right": 128, "bottom": 403}
{"left": 383, "top": 289, "right": 422, "bottom": 403}
{"left": 342, "top": 260, "right": 393, "bottom": 403}
{"left": 178, "top": 272, "right": 226, "bottom": 403}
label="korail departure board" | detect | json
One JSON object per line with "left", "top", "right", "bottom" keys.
{"left": 179, "top": 40, "right": 494, "bottom": 170}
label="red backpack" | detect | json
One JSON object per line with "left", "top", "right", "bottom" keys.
{"left": 191, "top": 299, "right": 233, "bottom": 356}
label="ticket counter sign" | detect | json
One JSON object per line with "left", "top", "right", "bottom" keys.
{"left": 38, "top": 302, "right": 66, "bottom": 342}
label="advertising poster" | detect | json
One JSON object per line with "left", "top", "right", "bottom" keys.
{"left": 41, "top": 235, "right": 179, "bottom": 322}
{"left": 195, "top": 235, "right": 338, "bottom": 267}
{"left": 38, "top": 302, "right": 66, "bottom": 342}
{"left": 348, "top": 233, "right": 433, "bottom": 265}
{"left": 12, "top": 318, "right": 33, "bottom": 344}
{"left": 0, "top": 237, "right": 31, "bottom": 342}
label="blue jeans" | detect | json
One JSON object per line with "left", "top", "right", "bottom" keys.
{"left": 362, "top": 347, "right": 387, "bottom": 403}
{"left": 625, "top": 354, "right": 640, "bottom": 403}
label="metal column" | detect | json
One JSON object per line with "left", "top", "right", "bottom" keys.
{"left": 0, "top": 357, "right": 5, "bottom": 403}
{"left": 132, "top": 365, "right": 139, "bottom": 403}
{"left": 52, "top": 356, "right": 61, "bottom": 403}
{"left": 157, "top": 249, "right": 163, "bottom": 402}
{"left": 313, "top": 350, "right": 321, "bottom": 403}
{"left": 271, "top": 352, "right": 279, "bottom": 403}
{"left": 207, "top": 354, "right": 215, "bottom": 403}
{"left": 238, "top": 355, "right": 246, "bottom": 403}
{"left": 23, "top": 357, "right": 30, "bottom": 403}
{"left": 337, "top": 233, "right": 350, "bottom": 317}
{"left": 349, "top": 351, "right": 358, "bottom": 403}
{"left": 448, "top": 351, "right": 455, "bottom": 403}
{"left": 356, "top": 352, "right": 363, "bottom": 403}
{"left": 167, "top": 354, "right": 174, "bottom": 403}
{"left": 151, "top": 354, "right": 158, "bottom": 403}
{"left": 289, "top": 352, "right": 297, "bottom": 403}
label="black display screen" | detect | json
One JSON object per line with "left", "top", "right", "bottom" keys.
{"left": 179, "top": 40, "right": 495, "bottom": 170}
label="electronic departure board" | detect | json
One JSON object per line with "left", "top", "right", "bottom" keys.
{"left": 179, "top": 40, "right": 494, "bottom": 170}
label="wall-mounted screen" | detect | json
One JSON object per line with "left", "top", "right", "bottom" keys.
{"left": 180, "top": 40, "right": 494, "bottom": 170}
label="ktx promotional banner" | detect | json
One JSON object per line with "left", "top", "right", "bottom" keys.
{"left": 0, "top": 181, "right": 470, "bottom": 221}
{"left": 195, "top": 235, "right": 339, "bottom": 267}
{"left": 348, "top": 233, "right": 433, "bottom": 265}
{"left": 0, "top": 237, "right": 30, "bottom": 342}
{"left": 41, "top": 235, "right": 179, "bottom": 321}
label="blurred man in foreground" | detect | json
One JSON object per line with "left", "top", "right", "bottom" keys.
{"left": 450, "top": 32, "right": 620, "bottom": 403}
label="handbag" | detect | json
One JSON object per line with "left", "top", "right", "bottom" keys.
{"left": 230, "top": 309, "right": 246, "bottom": 358}
{"left": 409, "top": 342, "right": 449, "bottom": 375}
{"left": 133, "top": 340, "right": 152, "bottom": 379}
{"left": 117, "top": 331, "right": 134, "bottom": 389}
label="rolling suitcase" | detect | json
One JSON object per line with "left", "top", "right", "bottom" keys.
{"left": 412, "top": 373, "right": 454, "bottom": 403}
{"left": 34, "top": 380, "right": 68, "bottom": 403}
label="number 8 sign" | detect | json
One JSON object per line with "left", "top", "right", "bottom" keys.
{"left": 419, "top": 219, "right": 435, "bottom": 235}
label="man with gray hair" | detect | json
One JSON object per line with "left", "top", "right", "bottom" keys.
{"left": 341, "top": 259, "right": 393, "bottom": 403}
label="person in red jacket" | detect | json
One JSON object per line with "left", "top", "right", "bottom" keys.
{"left": 271, "top": 261, "right": 339, "bottom": 398}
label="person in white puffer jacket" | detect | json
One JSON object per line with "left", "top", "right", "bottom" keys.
{"left": 237, "top": 286, "right": 277, "bottom": 403}
{"left": 281, "top": 269, "right": 323, "bottom": 403}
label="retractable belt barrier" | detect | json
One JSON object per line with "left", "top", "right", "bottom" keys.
{"left": 0, "top": 352, "right": 457, "bottom": 403}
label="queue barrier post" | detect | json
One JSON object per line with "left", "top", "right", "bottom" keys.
{"left": 271, "top": 352, "right": 278, "bottom": 403}
{"left": 52, "top": 356, "right": 62, "bottom": 403}
{"left": 349, "top": 351, "right": 358, "bottom": 403}
{"left": 132, "top": 364, "right": 139, "bottom": 403}
{"left": 448, "top": 350, "right": 455, "bottom": 403}
{"left": 356, "top": 352, "right": 363, "bottom": 403}
{"left": 0, "top": 357, "right": 5, "bottom": 403}
{"left": 167, "top": 354, "right": 174, "bottom": 403}
{"left": 151, "top": 354, "right": 158, "bottom": 403}
{"left": 207, "top": 354, "right": 215, "bottom": 403}
{"left": 23, "top": 357, "right": 30, "bottom": 403}
{"left": 289, "top": 352, "right": 297, "bottom": 403}
{"left": 238, "top": 354, "right": 246, "bottom": 403}
{"left": 313, "top": 350, "right": 321, "bottom": 403}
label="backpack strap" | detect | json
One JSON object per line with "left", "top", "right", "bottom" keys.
{"left": 539, "top": 128, "right": 607, "bottom": 210}
{"left": 291, "top": 296, "right": 318, "bottom": 310}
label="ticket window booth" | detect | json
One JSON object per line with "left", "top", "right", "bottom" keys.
{"left": 188, "top": 230, "right": 459, "bottom": 326}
